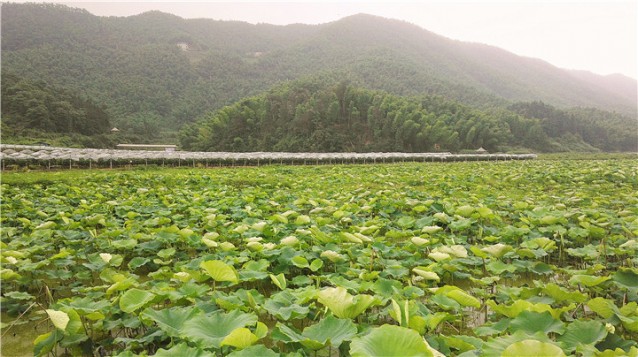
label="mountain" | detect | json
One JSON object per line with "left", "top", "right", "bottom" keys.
{"left": 1, "top": 3, "right": 636, "bottom": 150}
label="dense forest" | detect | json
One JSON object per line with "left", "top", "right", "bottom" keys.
{"left": 1, "top": 3, "right": 636, "bottom": 151}
{"left": 182, "top": 79, "right": 637, "bottom": 153}
{"left": 0, "top": 73, "right": 117, "bottom": 147}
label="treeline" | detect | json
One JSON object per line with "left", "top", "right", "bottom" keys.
{"left": 509, "top": 102, "right": 637, "bottom": 152}
{"left": 181, "top": 79, "right": 637, "bottom": 153}
{"left": 1, "top": 73, "right": 111, "bottom": 135}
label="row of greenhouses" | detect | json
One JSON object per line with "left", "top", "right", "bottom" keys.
{"left": 0, "top": 144, "right": 536, "bottom": 170}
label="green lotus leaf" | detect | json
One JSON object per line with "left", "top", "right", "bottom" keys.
{"left": 141, "top": 306, "right": 201, "bottom": 337}
{"left": 0, "top": 268, "right": 21, "bottom": 280}
{"left": 446, "top": 289, "right": 481, "bottom": 308}
{"left": 310, "top": 226, "right": 333, "bottom": 244}
{"left": 227, "top": 345, "right": 279, "bottom": 357}
{"left": 350, "top": 324, "right": 435, "bottom": 357}
{"left": 200, "top": 260, "right": 239, "bottom": 284}
{"left": 270, "top": 273, "right": 287, "bottom": 290}
{"left": 220, "top": 327, "right": 258, "bottom": 349}
{"left": 273, "top": 323, "right": 304, "bottom": 343}
{"left": 569, "top": 274, "right": 610, "bottom": 287}
{"left": 455, "top": 205, "right": 475, "bottom": 218}
{"left": 412, "top": 268, "right": 440, "bottom": 281}
{"left": 542, "top": 283, "right": 587, "bottom": 303}
{"left": 35, "top": 221, "right": 56, "bottom": 230}
{"left": 106, "top": 277, "right": 137, "bottom": 295}
{"left": 263, "top": 290, "right": 309, "bottom": 320}
{"left": 153, "top": 343, "right": 215, "bottom": 357}
{"left": 127, "top": 257, "right": 150, "bottom": 270}
{"left": 274, "top": 315, "right": 357, "bottom": 350}
{"left": 486, "top": 260, "right": 518, "bottom": 274}
{"left": 618, "top": 314, "right": 638, "bottom": 332}
{"left": 428, "top": 251, "right": 451, "bottom": 262}
{"left": 397, "top": 216, "right": 416, "bottom": 228}
{"left": 57, "top": 297, "right": 110, "bottom": 315}
{"left": 411, "top": 237, "right": 430, "bottom": 246}
{"left": 180, "top": 310, "right": 257, "bottom": 348}
{"left": 434, "top": 245, "right": 467, "bottom": 258}
{"left": 421, "top": 225, "right": 443, "bottom": 234}
{"left": 119, "top": 288, "right": 155, "bottom": 313}
{"left": 309, "top": 258, "right": 324, "bottom": 272}
{"left": 45, "top": 309, "right": 70, "bottom": 330}
{"left": 34, "top": 330, "right": 62, "bottom": 357}
{"left": 5, "top": 291, "right": 35, "bottom": 301}
{"left": 111, "top": 239, "right": 137, "bottom": 250}
{"left": 612, "top": 268, "right": 638, "bottom": 289}
{"left": 487, "top": 300, "right": 534, "bottom": 318}
{"left": 483, "top": 331, "right": 549, "bottom": 355}
{"left": 558, "top": 320, "right": 608, "bottom": 352}
{"left": 302, "top": 315, "right": 357, "bottom": 348}
{"left": 502, "top": 339, "right": 566, "bottom": 357}
{"left": 508, "top": 310, "right": 565, "bottom": 335}
{"left": 295, "top": 215, "right": 311, "bottom": 225}
{"left": 291, "top": 255, "right": 309, "bottom": 268}
{"left": 481, "top": 243, "right": 513, "bottom": 258}
{"left": 317, "top": 286, "right": 377, "bottom": 319}
{"left": 341, "top": 232, "right": 363, "bottom": 243}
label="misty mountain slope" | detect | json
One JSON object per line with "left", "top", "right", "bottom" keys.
{"left": 1, "top": 3, "right": 636, "bottom": 138}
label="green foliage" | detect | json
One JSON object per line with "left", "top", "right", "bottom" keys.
{"left": 1, "top": 159, "right": 637, "bottom": 356}
{"left": 350, "top": 325, "right": 435, "bottom": 357}
{"left": 1, "top": 73, "right": 111, "bottom": 139}
{"left": 184, "top": 79, "right": 635, "bottom": 153}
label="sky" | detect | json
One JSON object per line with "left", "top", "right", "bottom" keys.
{"left": 41, "top": 1, "right": 638, "bottom": 79}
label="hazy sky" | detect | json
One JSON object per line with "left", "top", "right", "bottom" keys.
{"left": 46, "top": 1, "right": 638, "bottom": 79}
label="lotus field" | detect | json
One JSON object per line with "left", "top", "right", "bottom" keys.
{"left": 1, "top": 159, "right": 637, "bottom": 357}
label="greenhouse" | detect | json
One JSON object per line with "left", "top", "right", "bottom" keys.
{"left": 0, "top": 145, "right": 536, "bottom": 170}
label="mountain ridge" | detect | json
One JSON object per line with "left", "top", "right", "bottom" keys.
{"left": 1, "top": 3, "right": 636, "bottom": 150}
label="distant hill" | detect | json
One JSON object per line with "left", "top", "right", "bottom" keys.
{"left": 183, "top": 78, "right": 637, "bottom": 153}
{"left": 1, "top": 3, "right": 636, "bottom": 150}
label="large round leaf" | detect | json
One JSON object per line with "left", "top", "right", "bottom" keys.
{"left": 141, "top": 306, "right": 201, "bottom": 337}
{"left": 612, "top": 269, "right": 638, "bottom": 289}
{"left": 302, "top": 315, "right": 357, "bottom": 347}
{"left": 153, "top": 343, "right": 215, "bottom": 357}
{"left": 558, "top": 320, "right": 608, "bottom": 352}
{"left": 508, "top": 311, "right": 565, "bottom": 335}
{"left": 45, "top": 309, "right": 70, "bottom": 330}
{"left": 350, "top": 324, "right": 435, "bottom": 357}
{"left": 180, "top": 310, "right": 257, "bottom": 348}
{"left": 501, "top": 339, "right": 566, "bottom": 357}
{"left": 200, "top": 260, "right": 239, "bottom": 284}
{"left": 275, "top": 315, "right": 357, "bottom": 350}
{"left": 569, "top": 274, "right": 610, "bottom": 287}
{"left": 317, "top": 287, "right": 377, "bottom": 319}
{"left": 227, "top": 345, "right": 279, "bottom": 357}
{"left": 119, "top": 288, "right": 155, "bottom": 313}
{"left": 220, "top": 327, "right": 258, "bottom": 349}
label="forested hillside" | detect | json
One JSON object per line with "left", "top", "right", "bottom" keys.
{"left": 0, "top": 73, "right": 116, "bottom": 147}
{"left": 1, "top": 3, "right": 636, "bottom": 150}
{"left": 182, "top": 79, "right": 637, "bottom": 153}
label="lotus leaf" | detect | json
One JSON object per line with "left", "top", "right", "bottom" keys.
{"left": 200, "top": 260, "right": 239, "bottom": 284}
{"left": 180, "top": 310, "right": 257, "bottom": 348}
{"left": 153, "top": 343, "right": 216, "bottom": 357}
{"left": 503, "top": 339, "right": 566, "bottom": 356}
{"left": 119, "top": 288, "right": 155, "bottom": 313}
{"left": 141, "top": 306, "right": 201, "bottom": 337}
{"left": 558, "top": 320, "right": 608, "bottom": 352}
{"left": 350, "top": 324, "right": 436, "bottom": 357}
{"left": 45, "top": 309, "right": 70, "bottom": 330}
{"left": 317, "top": 287, "right": 377, "bottom": 319}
